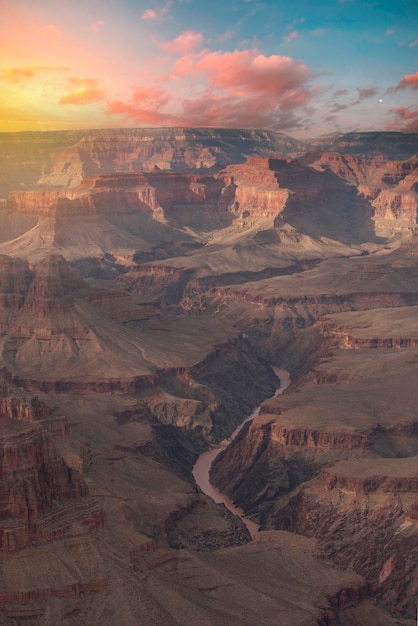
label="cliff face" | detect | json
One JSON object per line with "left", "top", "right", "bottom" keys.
{"left": 217, "top": 157, "right": 290, "bottom": 221}
{"left": 1, "top": 150, "right": 417, "bottom": 270}
{"left": 271, "top": 458, "right": 418, "bottom": 619}
{"left": 0, "top": 369, "right": 104, "bottom": 554}
{"left": 208, "top": 296, "right": 418, "bottom": 620}
{"left": 2, "top": 129, "right": 417, "bottom": 200}
{"left": 0, "top": 127, "right": 304, "bottom": 196}
{"left": 0, "top": 253, "right": 160, "bottom": 380}
{"left": 299, "top": 151, "right": 418, "bottom": 237}
{"left": 0, "top": 256, "right": 32, "bottom": 332}
{"left": 209, "top": 415, "right": 373, "bottom": 523}
{"left": 372, "top": 169, "right": 418, "bottom": 235}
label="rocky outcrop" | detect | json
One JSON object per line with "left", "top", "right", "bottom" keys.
{"left": 301, "top": 151, "right": 418, "bottom": 192}
{"left": 209, "top": 413, "right": 375, "bottom": 523}
{"left": 0, "top": 371, "right": 104, "bottom": 554}
{"left": 372, "top": 168, "right": 418, "bottom": 235}
{"left": 163, "top": 493, "right": 251, "bottom": 550}
{"left": 0, "top": 170, "right": 230, "bottom": 262}
{"left": 299, "top": 150, "right": 418, "bottom": 237}
{"left": 270, "top": 458, "right": 418, "bottom": 619}
{"left": 0, "top": 367, "right": 51, "bottom": 422}
{"left": 217, "top": 157, "right": 290, "bottom": 221}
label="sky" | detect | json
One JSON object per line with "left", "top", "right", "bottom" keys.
{"left": 0, "top": 0, "right": 417, "bottom": 137}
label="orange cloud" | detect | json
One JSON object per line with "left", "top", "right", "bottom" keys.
{"left": 386, "top": 106, "right": 418, "bottom": 131}
{"left": 160, "top": 31, "right": 203, "bottom": 54}
{"left": 59, "top": 78, "right": 106, "bottom": 105}
{"left": 0, "top": 65, "right": 69, "bottom": 83}
{"left": 396, "top": 71, "right": 418, "bottom": 90}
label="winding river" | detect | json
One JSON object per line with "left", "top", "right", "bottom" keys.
{"left": 192, "top": 367, "right": 291, "bottom": 539}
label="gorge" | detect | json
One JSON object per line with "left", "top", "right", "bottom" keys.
{"left": 193, "top": 367, "right": 291, "bottom": 538}
{"left": 0, "top": 127, "right": 417, "bottom": 625}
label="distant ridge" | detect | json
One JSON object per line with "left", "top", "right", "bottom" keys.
{"left": 1, "top": 128, "right": 418, "bottom": 196}
{"left": 0, "top": 127, "right": 305, "bottom": 196}
{"left": 306, "top": 131, "right": 418, "bottom": 159}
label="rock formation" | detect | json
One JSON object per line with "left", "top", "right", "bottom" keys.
{"left": 0, "top": 128, "right": 418, "bottom": 623}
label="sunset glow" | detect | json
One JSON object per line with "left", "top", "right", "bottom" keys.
{"left": 0, "top": 0, "right": 417, "bottom": 136}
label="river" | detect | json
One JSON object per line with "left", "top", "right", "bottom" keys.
{"left": 192, "top": 367, "right": 291, "bottom": 539}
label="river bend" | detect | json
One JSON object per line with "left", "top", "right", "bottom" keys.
{"left": 192, "top": 367, "right": 291, "bottom": 538}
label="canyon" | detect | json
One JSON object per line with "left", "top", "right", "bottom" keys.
{"left": 0, "top": 127, "right": 417, "bottom": 624}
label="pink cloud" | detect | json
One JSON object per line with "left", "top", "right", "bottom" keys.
{"left": 141, "top": 2, "right": 172, "bottom": 21}
{"left": 106, "top": 103, "right": 175, "bottom": 125}
{"left": 142, "top": 9, "right": 158, "bottom": 20}
{"left": 179, "top": 92, "right": 306, "bottom": 129}
{"left": 130, "top": 85, "right": 170, "bottom": 108}
{"left": 409, "top": 39, "right": 418, "bottom": 48}
{"left": 174, "top": 49, "right": 312, "bottom": 101}
{"left": 92, "top": 21, "right": 104, "bottom": 33}
{"left": 59, "top": 78, "right": 106, "bottom": 105}
{"left": 334, "top": 88, "right": 348, "bottom": 97}
{"left": 106, "top": 47, "right": 316, "bottom": 131}
{"left": 283, "top": 31, "right": 298, "bottom": 44}
{"left": 396, "top": 71, "right": 418, "bottom": 90}
{"left": 386, "top": 106, "right": 418, "bottom": 132}
{"left": 160, "top": 31, "right": 203, "bottom": 54}
{"left": 106, "top": 85, "right": 174, "bottom": 124}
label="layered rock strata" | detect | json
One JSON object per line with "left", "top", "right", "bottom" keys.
{"left": 271, "top": 458, "right": 418, "bottom": 618}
